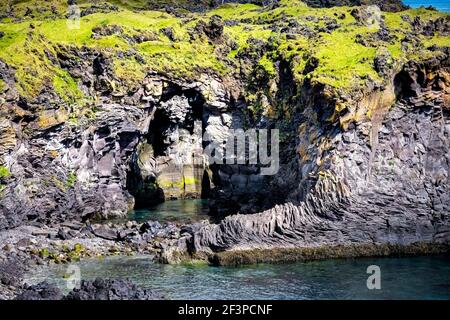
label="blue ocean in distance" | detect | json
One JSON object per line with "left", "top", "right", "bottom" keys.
{"left": 403, "top": 0, "right": 450, "bottom": 12}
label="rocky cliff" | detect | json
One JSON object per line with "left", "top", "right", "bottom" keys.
{"left": 190, "top": 57, "right": 450, "bottom": 255}
{"left": 0, "top": 0, "right": 449, "bottom": 260}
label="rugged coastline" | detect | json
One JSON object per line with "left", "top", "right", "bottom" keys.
{"left": 1, "top": 218, "right": 449, "bottom": 299}
{"left": 0, "top": 0, "right": 449, "bottom": 299}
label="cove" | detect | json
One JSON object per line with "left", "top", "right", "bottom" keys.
{"left": 23, "top": 254, "right": 450, "bottom": 300}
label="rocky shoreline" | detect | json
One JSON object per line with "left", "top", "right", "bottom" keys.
{"left": 208, "top": 242, "right": 450, "bottom": 266}
{"left": 1, "top": 218, "right": 449, "bottom": 299}
{"left": 0, "top": 219, "right": 184, "bottom": 299}
{"left": 16, "top": 278, "right": 165, "bottom": 300}
{"left": 0, "top": 0, "right": 449, "bottom": 300}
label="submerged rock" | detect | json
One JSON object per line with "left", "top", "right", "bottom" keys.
{"left": 15, "top": 282, "right": 64, "bottom": 300}
{"left": 65, "top": 278, "right": 164, "bottom": 300}
{"left": 15, "top": 278, "right": 164, "bottom": 300}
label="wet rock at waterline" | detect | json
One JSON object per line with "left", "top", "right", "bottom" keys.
{"left": 16, "top": 278, "right": 164, "bottom": 300}
{"left": 15, "top": 282, "right": 64, "bottom": 300}
{"left": 65, "top": 278, "right": 165, "bottom": 300}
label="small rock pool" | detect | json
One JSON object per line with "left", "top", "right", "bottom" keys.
{"left": 128, "top": 199, "right": 210, "bottom": 224}
{"left": 24, "top": 254, "right": 450, "bottom": 300}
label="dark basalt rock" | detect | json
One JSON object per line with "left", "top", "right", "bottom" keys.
{"left": 92, "top": 226, "right": 119, "bottom": 241}
{"left": 374, "top": 50, "right": 394, "bottom": 78}
{"left": 0, "top": 260, "right": 24, "bottom": 288}
{"left": 91, "top": 25, "right": 123, "bottom": 39}
{"left": 15, "top": 278, "right": 164, "bottom": 300}
{"left": 139, "top": 220, "right": 162, "bottom": 235}
{"left": 80, "top": 4, "right": 119, "bottom": 17}
{"left": 410, "top": 16, "right": 450, "bottom": 37}
{"left": 187, "top": 56, "right": 450, "bottom": 256}
{"left": 194, "top": 15, "right": 224, "bottom": 42}
{"left": 0, "top": 1, "right": 449, "bottom": 268}
{"left": 15, "top": 282, "right": 64, "bottom": 300}
{"left": 64, "top": 278, "right": 164, "bottom": 300}
{"left": 204, "top": 15, "right": 224, "bottom": 41}
{"left": 161, "top": 27, "right": 176, "bottom": 42}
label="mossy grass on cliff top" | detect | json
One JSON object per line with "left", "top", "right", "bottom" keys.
{"left": 0, "top": 0, "right": 448, "bottom": 103}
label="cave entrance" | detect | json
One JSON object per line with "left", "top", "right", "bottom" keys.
{"left": 127, "top": 84, "right": 212, "bottom": 212}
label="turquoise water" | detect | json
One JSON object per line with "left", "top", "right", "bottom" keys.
{"left": 129, "top": 199, "right": 210, "bottom": 224}
{"left": 403, "top": 0, "right": 450, "bottom": 11}
{"left": 25, "top": 255, "right": 450, "bottom": 300}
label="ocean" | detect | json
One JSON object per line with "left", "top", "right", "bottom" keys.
{"left": 403, "top": 0, "right": 450, "bottom": 12}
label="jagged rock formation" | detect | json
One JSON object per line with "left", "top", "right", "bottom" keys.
{"left": 188, "top": 56, "right": 450, "bottom": 254}
{"left": 0, "top": 1, "right": 449, "bottom": 262}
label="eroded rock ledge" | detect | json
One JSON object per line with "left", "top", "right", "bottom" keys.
{"left": 208, "top": 242, "right": 450, "bottom": 266}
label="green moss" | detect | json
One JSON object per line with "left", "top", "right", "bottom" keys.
{"left": 66, "top": 171, "right": 77, "bottom": 189}
{"left": 311, "top": 28, "right": 382, "bottom": 88}
{"left": 180, "top": 259, "right": 209, "bottom": 266}
{"left": 0, "top": 165, "right": 10, "bottom": 179}
{"left": 0, "top": 0, "right": 448, "bottom": 104}
{"left": 422, "top": 35, "right": 450, "bottom": 48}
{"left": 257, "top": 54, "right": 277, "bottom": 77}
{"left": 0, "top": 166, "right": 9, "bottom": 195}
{"left": 207, "top": 3, "right": 261, "bottom": 20}
{"left": 183, "top": 176, "right": 200, "bottom": 186}
{"left": 66, "top": 243, "right": 85, "bottom": 261}
{"left": 138, "top": 40, "right": 225, "bottom": 77}
{"left": 53, "top": 69, "right": 83, "bottom": 103}
{"left": 37, "top": 248, "right": 50, "bottom": 259}
{"left": 157, "top": 175, "right": 200, "bottom": 189}
{"left": 225, "top": 24, "right": 273, "bottom": 53}
{"left": 73, "top": 243, "right": 84, "bottom": 253}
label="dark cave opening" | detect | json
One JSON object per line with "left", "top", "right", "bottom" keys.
{"left": 147, "top": 86, "right": 207, "bottom": 157}
{"left": 147, "top": 108, "right": 171, "bottom": 157}
{"left": 126, "top": 82, "right": 285, "bottom": 220}
{"left": 126, "top": 85, "right": 212, "bottom": 212}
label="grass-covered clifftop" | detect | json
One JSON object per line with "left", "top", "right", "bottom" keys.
{"left": 0, "top": 0, "right": 448, "bottom": 114}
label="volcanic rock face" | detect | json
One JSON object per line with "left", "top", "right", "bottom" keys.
{"left": 0, "top": 66, "right": 235, "bottom": 225}
{"left": 16, "top": 278, "right": 164, "bottom": 300}
{"left": 0, "top": 40, "right": 244, "bottom": 226}
{"left": 0, "top": 101, "right": 151, "bottom": 225}
{"left": 189, "top": 57, "right": 450, "bottom": 253}
{"left": 127, "top": 77, "right": 237, "bottom": 206}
